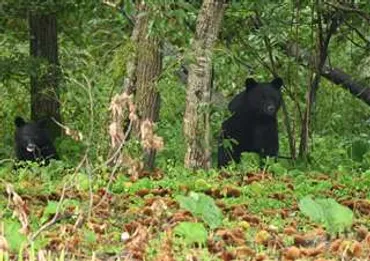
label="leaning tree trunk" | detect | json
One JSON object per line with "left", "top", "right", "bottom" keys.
{"left": 183, "top": 0, "right": 227, "bottom": 170}
{"left": 134, "top": 3, "right": 162, "bottom": 170}
{"left": 284, "top": 41, "right": 370, "bottom": 106}
{"left": 29, "top": 12, "right": 61, "bottom": 139}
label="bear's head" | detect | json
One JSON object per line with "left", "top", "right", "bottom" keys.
{"left": 229, "top": 77, "right": 283, "bottom": 117}
{"left": 14, "top": 116, "right": 57, "bottom": 162}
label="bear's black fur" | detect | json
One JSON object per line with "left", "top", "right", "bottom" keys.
{"left": 14, "top": 116, "right": 58, "bottom": 163}
{"left": 218, "top": 77, "right": 283, "bottom": 168}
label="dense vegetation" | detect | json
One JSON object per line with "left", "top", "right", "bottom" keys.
{"left": 1, "top": 1, "right": 370, "bottom": 260}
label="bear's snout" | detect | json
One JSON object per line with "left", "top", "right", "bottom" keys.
{"left": 26, "top": 142, "right": 37, "bottom": 152}
{"left": 264, "top": 103, "right": 276, "bottom": 115}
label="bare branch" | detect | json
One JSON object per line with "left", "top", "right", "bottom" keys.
{"left": 325, "top": 2, "right": 370, "bottom": 22}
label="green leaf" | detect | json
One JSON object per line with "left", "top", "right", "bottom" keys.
{"left": 316, "top": 198, "right": 354, "bottom": 234}
{"left": 173, "top": 222, "right": 208, "bottom": 246}
{"left": 349, "top": 139, "right": 369, "bottom": 162}
{"left": 176, "top": 192, "right": 223, "bottom": 229}
{"left": 84, "top": 230, "right": 97, "bottom": 244}
{"left": 3, "top": 219, "right": 27, "bottom": 252}
{"left": 41, "top": 201, "right": 58, "bottom": 224}
{"left": 299, "top": 196, "right": 325, "bottom": 223}
{"left": 299, "top": 196, "right": 354, "bottom": 234}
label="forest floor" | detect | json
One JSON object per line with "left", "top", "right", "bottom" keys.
{"left": 1, "top": 162, "right": 370, "bottom": 261}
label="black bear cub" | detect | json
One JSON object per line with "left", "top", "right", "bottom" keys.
{"left": 218, "top": 77, "right": 283, "bottom": 168}
{"left": 14, "top": 116, "right": 58, "bottom": 163}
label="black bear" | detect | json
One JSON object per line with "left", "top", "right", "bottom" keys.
{"left": 14, "top": 116, "right": 58, "bottom": 163}
{"left": 218, "top": 77, "right": 283, "bottom": 168}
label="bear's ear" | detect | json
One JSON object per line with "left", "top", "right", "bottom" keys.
{"left": 271, "top": 77, "right": 283, "bottom": 89}
{"left": 245, "top": 78, "right": 257, "bottom": 90}
{"left": 15, "top": 117, "right": 26, "bottom": 128}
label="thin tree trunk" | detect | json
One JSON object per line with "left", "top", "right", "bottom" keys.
{"left": 298, "top": 6, "right": 341, "bottom": 158}
{"left": 29, "top": 13, "right": 61, "bottom": 139}
{"left": 134, "top": 3, "right": 162, "bottom": 170}
{"left": 183, "top": 0, "right": 227, "bottom": 169}
{"left": 259, "top": 17, "right": 296, "bottom": 160}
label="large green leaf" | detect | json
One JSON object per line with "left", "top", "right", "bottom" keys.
{"left": 316, "top": 198, "right": 354, "bottom": 234}
{"left": 173, "top": 222, "right": 208, "bottom": 246}
{"left": 176, "top": 192, "right": 223, "bottom": 229}
{"left": 299, "top": 196, "right": 325, "bottom": 223}
{"left": 299, "top": 196, "right": 354, "bottom": 234}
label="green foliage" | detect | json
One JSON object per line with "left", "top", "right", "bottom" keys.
{"left": 299, "top": 196, "right": 354, "bottom": 235}
{"left": 1, "top": 0, "right": 370, "bottom": 171}
{"left": 173, "top": 222, "right": 208, "bottom": 246}
{"left": 348, "top": 138, "right": 370, "bottom": 163}
{"left": 40, "top": 201, "right": 59, "bottom": 224}
{"left": 84, "top": 230, "right": 97, "bottom": 244}
{"left": 238, "top": 152, "right": 261, "bottom": 173}
{"left": 176, "top": 192, "right": 223, "bottom": 229}
{"left": 40, "top": 199, "right": 80, "bottom": 224}
{"left": 3, "top": 219, "right": 27, "bottom": 252}
{"left": 1, "top": 7, "right": 370, "bottom": 260}
{"left": 267, "top": 161, "right": 288, "bottom": 176}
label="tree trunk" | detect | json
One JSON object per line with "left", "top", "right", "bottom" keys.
{"left": 183, "top": 0, "right": 227, "bottom": 170}
{"left": 107, "top": 5, "right": 141, "bottom": 164}
{"left": 29, "top": 13, "right": 61, "bottom": 139}
{"left": 108, "top": 3, "right": 162, "bottom": 170}
{"left": 134, "top": 3, "right": 162, "bottom": 170}
{"left": 298, "top": 6, "right": 340, "bottom": 159}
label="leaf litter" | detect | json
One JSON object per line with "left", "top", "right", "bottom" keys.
{"left": 1, "top": 168, "right": 370, "bottom": 260}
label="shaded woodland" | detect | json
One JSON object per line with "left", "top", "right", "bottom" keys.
{"left": 1, "top": 1, "right": 370, "bottom": 260}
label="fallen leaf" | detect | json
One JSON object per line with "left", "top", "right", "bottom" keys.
{"left": 233, "top": 246, "right": 255, "bottom": 258}
{"left": 0, "top": 236, "right": 9, "bottom": 251}
{"left": 284, "top": 226, "right": 297, "bottom": 235}
{"left": 283, "top": 246, "right": 301, "bottom": 260}
{"left": 215, "top": 228, "right": 246, "bottom": 246}
{"left": 255, "top": 230, "right": 270, "bottom": 244}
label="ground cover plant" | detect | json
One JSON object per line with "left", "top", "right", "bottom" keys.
{"left": 1, "top": 1, "right": 370, "bottom": 260}
{"left": 1, "top": 159, "right": 370, "bottom": 260}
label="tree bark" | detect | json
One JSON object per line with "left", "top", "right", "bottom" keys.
{"left": 183, "top": 0, "right": 227, "bottom": 170}
{"left": 134, "top": 3, "right": 162, "bottom": 170}
{"left": 29, "top": 13, "right": 61, "bottom": 139}
{"left": 107, "top": 3, "right": 141, "bottom": 165}
{"left": 108, "top": 3, "right": 162, "bottom": 170}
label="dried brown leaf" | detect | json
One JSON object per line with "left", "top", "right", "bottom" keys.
{"left": 255, "top": 230, "right": 270, "bottom": 244}
{"left": 355, "top": 225, "right": 368, "bottom": 241}
{"left": 6, "top": 183, "right": 30, "bottom": 235}
{"left": 254, "top": 253, "right": 267, "bottom": 261}
{"left": 154, "top": 231, "right": 174, "bottom": 261}
{"left": 284, "top": 226, "right": 297, "bottom": 235}
{"left": 234, "top": 246, "right": 255, "bottom": 258}
{"left": 329, "top": 239, "right": 342, "bottom": 253}
{"left": 219, "top": 251, "right": 235, "bottom": 261}
{"left": 0, "top": 236, "right": 9, "bottom": 251}
{"left": 124, "top": 222, "right": 149, "bottom": 260}
{"left": 300, "top": 242, "right": 325, "bottom": 257}
{"left": 216, "top": 228, "right": 246, "bottom": 246}
{"left": 241, "top": 214, "right": 260, "bottom": 225}
{"left": 283, "top": 246, "right": 301, "bottom": 260}
{"left": 221, "top": 186, "right": 241, "bottom": 197}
